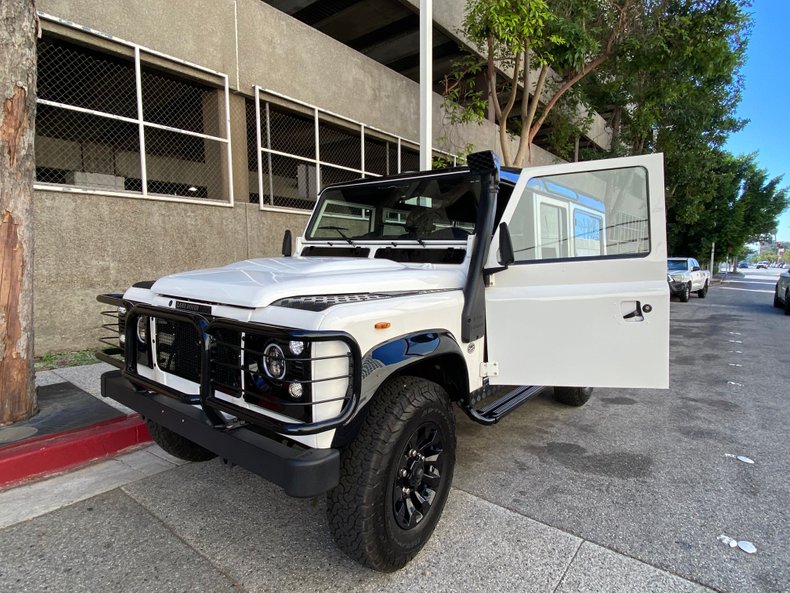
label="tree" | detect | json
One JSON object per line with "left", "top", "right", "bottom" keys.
{"left": 0, "top": 1, "right": 38, "bottom": 424}
{"left": 669, "top": 153, "right": 788, "bottom": 260}
{"left": 447, "top": 0, "right": 643, "bottom": 165}
{"left": 581, "top": 0, "right": 754, "bottom": 258}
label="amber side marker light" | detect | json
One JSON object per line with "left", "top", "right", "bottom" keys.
{"left": 374, "top": 322, "right": 391, "bottom": 330}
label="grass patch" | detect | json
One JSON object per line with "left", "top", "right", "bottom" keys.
{"left": 35, "top": 350, "right": 98, "bottom": 371}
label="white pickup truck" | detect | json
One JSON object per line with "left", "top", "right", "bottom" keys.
{"left": 98, "top": 151, "right": 669, "bottom": 571}
{"left": 667, "top": 257, "right": 711, "bottom": 301}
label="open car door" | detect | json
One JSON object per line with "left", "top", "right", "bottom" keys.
{"left": 484, "top": 154, "right": 669, "bottom": 389}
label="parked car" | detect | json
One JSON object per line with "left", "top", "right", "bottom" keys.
{"left": 96, "top": 151, "right": 670, "bottom": 571}
{"left": 738, "top": 261, "right": 749, "bottom": 269}
{"left": 757, "top": 261, "right": 769, "bottom": 269}
{"left": 773, "top": 270, "right": 790, "bottom": 313}
{"left": 667, "top": 257, "right": 710, "bottom": 301}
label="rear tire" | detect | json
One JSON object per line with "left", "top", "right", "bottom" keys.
{"left": 326, "top": 376, "right": 456, "bottom": 572}
{"left": 679, "top": 283, "right": 691, "bottom": 302}
{"left": 145, "top": 420, "right": 217, "bottom": 462}
{"left": 553, "top": 386, "right": 593, "bottom": 407}
{"left": 697, "top": 282, "right": 708, "bottom": 298}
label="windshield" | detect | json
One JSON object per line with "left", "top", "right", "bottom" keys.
{"left": 307, "top": 173, "right": 480, "bottom": 242}
{"left": 667, "top": 260, "right": 688, "bottom": 271}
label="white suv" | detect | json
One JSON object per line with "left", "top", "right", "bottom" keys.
{"left": 98, "top": 151, "right": 669, "bottom": 570}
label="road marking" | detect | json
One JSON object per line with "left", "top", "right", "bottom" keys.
{"left": 718, "top": 287, "right": 774, "bottom": 294}
{"left": 728, "top": 339, "right": 742, "bottom": 343}
{"left": 727, "top": 381, "right": 743, "bottom": 386}
{"left": 722, "top": 280, "right": 776, "bottom": 285}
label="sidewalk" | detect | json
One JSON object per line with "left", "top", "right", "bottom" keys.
{"left": 0, "top": 446, "right": 715, "bottom": 593}
{"left": 0, "top": 363, "right": 151, "bottom": 489}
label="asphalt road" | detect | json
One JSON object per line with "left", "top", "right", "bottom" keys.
{"left": 1, "top": 269, "right": 787, "bottom": 593}
{"left": 454, "top": 267, "right": 789, "bottom": 593}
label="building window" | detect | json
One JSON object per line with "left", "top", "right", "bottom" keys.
{"left": 35, "top": 32, "right": 232, "bottom": 204}
{"left": 249, "top": 88, "right": 450, "bottom": 210}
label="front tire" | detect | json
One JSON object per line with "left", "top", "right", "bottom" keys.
{"left": 784, "top": 290, "right": 790, "bottom": 316}
{"left": 145, "top": 420, "right": 217, "bottom": 462}
{"left": 553, "top": 386, "right": 593, "bottom": 407}
{"left": 326, "top": 376, "right": 456, "bottom": 572}
{"left": 773, "top": 289, "right": 782, "bottom": 308}
{"left": 697, "top": 282, "right": 708, "bottom": 298}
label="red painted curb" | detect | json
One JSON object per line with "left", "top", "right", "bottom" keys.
{"left": 0, "top": 414, "right": 152, "bottom": 489}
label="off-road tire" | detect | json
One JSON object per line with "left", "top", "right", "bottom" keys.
{"left": 679, "top": 283, "right": 691, "bottom": 302}
{"left": 697, "top": 282, "right": 708, "bottom": 298}
{"left": 145, "top": 420, "right": 217, "bottom": 462}
{"left": 326, "top": 376, "right": 456, "bottom": 572}
{"left": 553, "top": 386, "right": 593, "bottom": 407}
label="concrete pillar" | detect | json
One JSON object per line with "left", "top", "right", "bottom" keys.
{"left": 419, "top": 0, "right": 432, "bottom": 171}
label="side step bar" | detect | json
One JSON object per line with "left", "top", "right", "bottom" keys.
{"left": 461, "top": 385, "right": 546, "bottom": 425}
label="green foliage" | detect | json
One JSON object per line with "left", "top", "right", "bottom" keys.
{"left": 444, "top": 0, "right": 782, "bottom": 260}
{"left": 579, "top": 0, "right": 780, "bottom": 260}
{"left": 537, "top": 88, "right": 595, "bottom": 161}
{"left": 448, "top": 0, "right": 637, "bottom": 165}
{"left": 669, "top": 152, "right": 788, "bottom": 260}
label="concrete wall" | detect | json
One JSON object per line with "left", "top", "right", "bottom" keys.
{"left": 33, "top": 191, "right": 309, "bottom": 353}
{"left": 33, "top": 0, "right": 561, "bottom": 353}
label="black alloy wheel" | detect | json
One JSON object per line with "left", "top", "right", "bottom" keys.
{"left": 326, "top": 376, "right": 456, "bottom": 572}
{"left": 391, "top": 422, "right": 446, "bottom": 529}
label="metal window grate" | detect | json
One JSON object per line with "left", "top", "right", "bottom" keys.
{"left": 34, "top": 19, "right": 233, "bottom": 205}
{"left": 252, "top": 86, "right": 457, "bottom": 210}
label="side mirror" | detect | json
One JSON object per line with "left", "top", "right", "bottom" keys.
{"left": 497, "top": 222, "right": 515, "bottom": 267}
{"left": 692, "top": 266, "right": 700, "bottom": 271}
{"left": 281, "top": 229, "right": 293, "bottom": 257}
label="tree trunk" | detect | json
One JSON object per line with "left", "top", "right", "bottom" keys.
{"left": 0, "top": 0, "right": 38, "bottom": 425}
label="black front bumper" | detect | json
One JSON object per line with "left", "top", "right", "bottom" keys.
{"left": 102, "top": 371, "right": 340, "bottom": 497}
{"left": 668, "top": 280, "right": 687, "bottom": 295}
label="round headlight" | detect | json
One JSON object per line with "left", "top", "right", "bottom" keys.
{"left": 136, "top": 316, "right": 148, "bottom": 343}
{"left": 263, "top": 343, "right": 286, "bottom": 380}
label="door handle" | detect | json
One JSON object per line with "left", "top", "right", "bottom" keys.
{"left": 621, "top": 300, "right": 645, "bottom": 322}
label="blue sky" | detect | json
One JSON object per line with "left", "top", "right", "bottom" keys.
{"left": 723, "top": 0, "right": 790, "bottom": 241}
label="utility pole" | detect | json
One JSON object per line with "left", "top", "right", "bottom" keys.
{"left": 0, "top": 0, "right": 38, "bottom": 424}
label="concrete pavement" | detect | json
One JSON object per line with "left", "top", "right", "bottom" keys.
{"left": 0, "top": 450, "right": 714, "bottom": 593}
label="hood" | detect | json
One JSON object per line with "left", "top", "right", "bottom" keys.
{"left": 148, "top": 257, "right": 465, "bottom": 308}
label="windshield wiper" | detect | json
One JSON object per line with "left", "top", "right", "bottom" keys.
{"left": 319, "top": 226, "right": 355, "bottom": 246}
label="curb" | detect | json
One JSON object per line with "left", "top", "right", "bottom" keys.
{"left": 0, "top": 414, "right": 152, "bottom": 490}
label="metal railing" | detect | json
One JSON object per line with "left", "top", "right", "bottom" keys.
{"left": 35, "top": 13, "right": 234, "bottom": 206}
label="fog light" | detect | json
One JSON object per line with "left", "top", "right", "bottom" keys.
{"left": 288, "top": 383, "right": 303, "bottom": 399}
{"left": 263, "top": 343, "right": 286, "bottom": 380}
{"left": 289, "top": 340, "right": 305, "bottom": 356}
{"left": 119, "top": 333, "right": 126, "bottom": 346}
{"left": 117, "top": 306, "right": 127, "bottom": 316}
